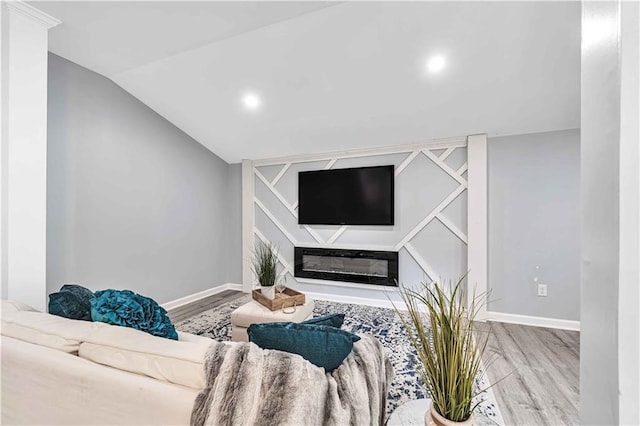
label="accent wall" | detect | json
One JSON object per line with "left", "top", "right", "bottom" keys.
{"left": 245, "top": 138, "right": 471, "bottom": 306}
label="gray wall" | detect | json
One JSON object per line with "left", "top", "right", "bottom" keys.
{"left": 47, "top": 54, "right": 241, "bottom": 303}
{"left": 226, "top": 163, "right": 242, "bottom": 284}
{"left": 488, "top": 129, "right": 580, "bottom": 320}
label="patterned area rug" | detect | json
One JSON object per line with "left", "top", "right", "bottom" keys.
{"left": 175, "top": 295, "right": 504, "bottom": 425}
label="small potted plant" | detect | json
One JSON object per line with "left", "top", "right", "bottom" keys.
{"left": 252, "top": 241, "right": 278, "bottom": 300}
{"left": 394, "top": 276, "right": 495, "bottom": 426}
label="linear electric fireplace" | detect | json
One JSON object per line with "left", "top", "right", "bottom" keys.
{"left": 294, "top": 247, "right": 398, "bottom": 287}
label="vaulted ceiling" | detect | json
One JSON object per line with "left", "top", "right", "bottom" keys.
{"left": 33, "top": 1, "right": 581, "bottom": 163}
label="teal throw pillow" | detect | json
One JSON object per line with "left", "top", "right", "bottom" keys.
{"left": 247, "top": 322, "right": 360, "bottom": 372}
{"left": 302, "top": 313, "right": 345, "bottom": 328}
{"left": 48, "top": 284, "right": 94, "bottom": 321}
{"left": 90, "top": 289, "right": 178, "bottom": 340}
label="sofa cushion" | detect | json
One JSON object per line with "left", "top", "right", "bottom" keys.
{"left": 301, "top": 313, "right": 345, "bottom": 328}
{"left": 1, "top": 310, "right": 107, "bottom": 353}
{"left": 48, "top": 284, "right": 94, "bottom": 321}
{"left": 247, "top": 322, "right": 361, "bottom": 372}
{"left": 90, "top": 289, "right": 178, "bottom": 340}
{"left": 1, "top": 299, "right": 39, "bottom": 313}
{"left": 79, "top": 325, "right": 212, "bottom": 389}
{"left": 177, "top": 331, "right": 213, "bottom": 343}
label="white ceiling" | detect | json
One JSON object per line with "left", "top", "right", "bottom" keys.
{"left": 35, "top": 1, "right": 580, "bottom": 164}
{"left": 32, "top": 1, "right": 337, "bottom": 76}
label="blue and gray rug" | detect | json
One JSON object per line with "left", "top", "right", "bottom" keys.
{"left": 175, "top": 295, "right": 504, "bottom": 425}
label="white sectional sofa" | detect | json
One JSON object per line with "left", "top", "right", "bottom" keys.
{"left": 1, "top": 299, "right": 211, "bottom": 425}
{"left": 1, "top": 299, "right": 392, "bottom": 426}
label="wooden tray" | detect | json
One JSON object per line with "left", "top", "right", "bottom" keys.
{"left": 252, "top": 287, "right": 306, "bottom": 311}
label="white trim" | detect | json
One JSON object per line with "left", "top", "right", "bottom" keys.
{"left": 394, "top": 150, "right": 420, "bottom": 176}
{"left": 254, "top": 197, "right": 299, "bottom": 245}
{"left": 241, "top": 160, "right": 255, "bottom": 293}
{"left": 323, "top": 158, "right": 338, "bottom": 169}
{"left": 4, "top": 0, "right": 60, "bottom": 28}
{"left": 162, "top": 283, "right": 243, "bottom": 312}
{"left": 422, "top": 149, "right": 468, "bottom": 187}
{"left": 618, "top": 2, "right": 640, "bottom": 422}
{"left": 296, "top": 276, "right": 400, "bottom": 292}
{"left": 393, "top": 184, "right": 466, "bottom": 250}
{"left": 303, "top": 290, "right": 406, "bottom": 311}
{"left": 326, "top": 225, "right": 347, "bottom": 244}
{"left": 403, "top": 243, "right": 437, "bottom": 282}
{"left": 457, "top": 162, "right": 468, "bottom": 175}
{"left": 255, "top": 168, "right": 324, "bottom": 244}
{"left": 439, "top": 147, "right": 456, "bottom": 161}
{"left": 467, "top": 134, "right": 488, "bottom": 319}
{"left": 435, "top": 214, "right": 468, "bottom": 245}
{"left": 303, "top": 225, "right": 325, "bottom": 244}
{"left": 271, "top": 163, "right": 290, "bottom": 186}
{"left": 253, "top": 136, "right": 467, "bottom": 166}
{"left": 290, "top": 241, "right": 395, "bottom": 251}
{"left": 254, "top": 169, "right": 297, "bottom": 217}
{"left": 486, "top": 311, "right": 580, "bottom": 331}
{"left": 254, "top": 228, "right": 294, "bottom": 275}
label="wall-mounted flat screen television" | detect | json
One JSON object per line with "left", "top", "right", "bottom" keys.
{"left": 298, "top": 165, "right": 394, "bottom": 225}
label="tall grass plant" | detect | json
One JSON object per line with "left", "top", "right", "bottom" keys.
{"left": 393, "top": 276, "right": 493, "bottom": 422}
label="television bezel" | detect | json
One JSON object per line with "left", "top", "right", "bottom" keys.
{"left": 297, "top": 164, "right": 395, "bottom": 226}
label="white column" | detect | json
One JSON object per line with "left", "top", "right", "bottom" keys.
{"left": 0, "top": 1, "right": 60, "bottom": 311}
{"left": 241, "top": 159, "right": 255, "bottom": 293}
{"left": 581, "top": 1, "right": 639, "bottom": 424}
{"left": 617, "top": 1, "right": 639, "bottom": 423}
{"left": 467, "top": 133, "right": 488, "bottom": 319}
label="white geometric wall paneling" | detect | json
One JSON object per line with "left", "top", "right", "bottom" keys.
{"left": 246, "top": 137, "right": 471, "bottom": 293}
{"left": 254, "top": 228, "right": 294, "bottom": 276}
{"left": 393, "top": 149, "right": 468, "bottom": 282}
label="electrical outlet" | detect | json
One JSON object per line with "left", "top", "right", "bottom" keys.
{"left": 537, "top": 283, "right": 548, "bottom": 297}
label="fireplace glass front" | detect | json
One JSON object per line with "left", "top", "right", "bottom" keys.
{"left": 294, "top": 247, "right": 398, "bottom": 286}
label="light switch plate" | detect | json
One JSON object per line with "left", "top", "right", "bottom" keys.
{"left": 537, "top": 283, "right": 548, "bottom": 297}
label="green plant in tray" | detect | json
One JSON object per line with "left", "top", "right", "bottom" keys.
{"left": 252, "top": 241, "right": 278, "bottom": 287}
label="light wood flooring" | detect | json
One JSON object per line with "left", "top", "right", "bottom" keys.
{"left": 169, "top": 293, "right": 580, "bottom": 425}
{"left": 167, "top": 290, "right": 243, "bottom": 323}
{"left": 483, "top": 322, "right": 580, "bottom": 426}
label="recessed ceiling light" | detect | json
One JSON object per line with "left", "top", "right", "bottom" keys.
{"left": 242, "top": 92, "right": 262, "bottom": 111}
{"left": 426, "top": 55, "right": 446, "bottom": 74}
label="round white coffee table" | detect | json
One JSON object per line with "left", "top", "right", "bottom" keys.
{"left": 387, "top": 399, "right": 498, "bottom": 426}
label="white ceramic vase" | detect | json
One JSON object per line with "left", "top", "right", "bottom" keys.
{"left": 425, "top": 407, "right": 473, "bottom": 426}
{"left": 260, "top": 285, "right": 275, "bottom": 300}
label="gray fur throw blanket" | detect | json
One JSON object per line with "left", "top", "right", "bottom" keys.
{"left": 191, "top": 334, "right": 393, "bottom": 426}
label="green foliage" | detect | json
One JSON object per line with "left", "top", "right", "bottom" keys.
{"left": 252, "top": 242, "right": 278, "bottom": 287}
{"left": 393, "top": 276, "right": 491, "bottom": 422}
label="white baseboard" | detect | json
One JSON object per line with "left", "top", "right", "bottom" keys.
{"left": 486, "top": 311, "right": 580, "bottom": 331}
{"left": 162, "top": 283, "right": 243, "bottom": 311}
{"left": 163, "top": 284, "right": 406, "bottom": 313}
{"left": 303, "top": 290, "right": 407, "bottom": 311}
{"left": 162, "top": 287, "right": 579, "bottom": 332}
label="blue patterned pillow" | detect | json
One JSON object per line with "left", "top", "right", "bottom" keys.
{"left": 90, "top": 289, "right": 178, "bottom": 340}
{"left": 302, "top": 313, "right": 345, "bottom": 328}
{"left": 48, "top": 284, "right": 94, "bottom": 321}
{"left": 247, "top": 322, "right": 360, "bottom": 372}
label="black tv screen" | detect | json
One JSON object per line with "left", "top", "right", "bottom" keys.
{"left": 298, "top": 165, "right": 394, "bottom": 225}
